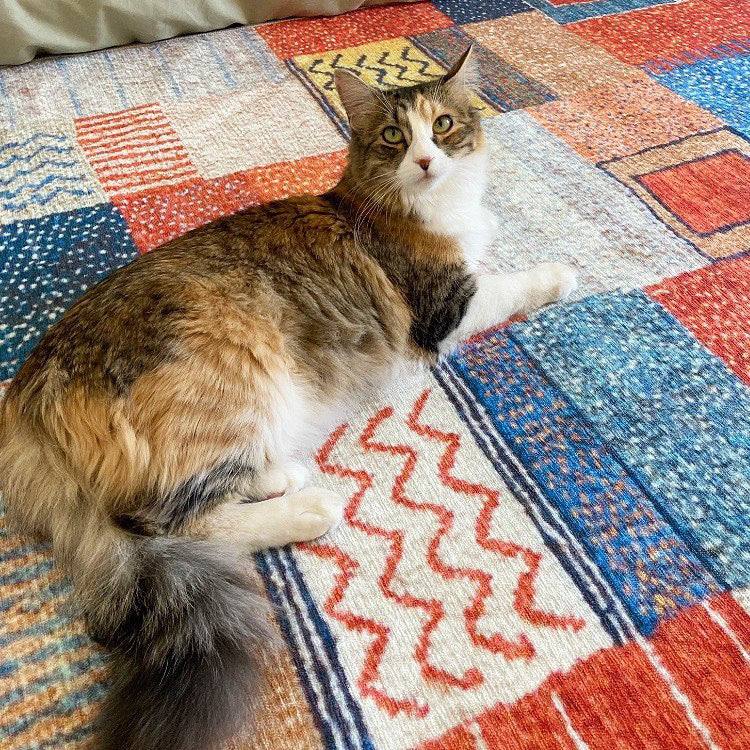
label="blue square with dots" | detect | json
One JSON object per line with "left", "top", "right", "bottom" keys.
{"left": 432, "top": 0, "right": 532, "bottom": 24}
{"left": 0, "top": 203, "right": 139, "bottom": 381}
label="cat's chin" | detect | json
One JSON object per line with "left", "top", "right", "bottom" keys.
{"left": 399, "top": 171, "right": 450, "bottom": 199}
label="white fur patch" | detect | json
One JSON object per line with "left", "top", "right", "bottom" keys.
{"left": 397, "top": 118, "right": 496, "bottom": 270}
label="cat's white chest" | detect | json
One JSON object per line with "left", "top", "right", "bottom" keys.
{"left": 436, "top": 201, "right": 497, "bottom": 271}
{"left": 412, "top": 174, "right": 496, "bottom": 270}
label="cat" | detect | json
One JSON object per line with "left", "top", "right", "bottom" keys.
{"left": 0, "top": 47, "right": 576, "bottom": 750}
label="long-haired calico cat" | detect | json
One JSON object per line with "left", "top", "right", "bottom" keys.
{"left": 0, "top": 48, "right": 576, "bottom": 750}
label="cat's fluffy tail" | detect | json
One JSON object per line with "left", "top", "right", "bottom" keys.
{"left": 0, "top": 390, "right": 274, "bottom": 750}
{"left": 93, "top": 534, "right": 272, "bottom": 750}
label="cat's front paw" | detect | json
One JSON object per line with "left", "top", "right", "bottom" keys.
{"left": 531, "top": 262, "right": 578, "bottom": 304}
{"left": 286, "top": 487, "right": 346, "bottom": 541}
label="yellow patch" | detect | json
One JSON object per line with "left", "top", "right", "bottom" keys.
{"left": 291, "top": 39, "right": 497, "bottom": 125}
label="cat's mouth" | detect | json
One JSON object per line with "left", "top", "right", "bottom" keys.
{"left": 414, "top": 169, "right": 446, "bottom": 190}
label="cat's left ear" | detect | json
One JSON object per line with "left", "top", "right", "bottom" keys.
{"left": 335, "top": 69, "right": 379, "bottom": 131}
{"left": 441, "top": 45, "right": 477, "bottom": 88}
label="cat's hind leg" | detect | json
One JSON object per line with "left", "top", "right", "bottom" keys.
{"left": 250, "top": 461, "right": 310, "bottom": 498}
{"left": 193, "top": 486, "right": 345, "bottom": 552}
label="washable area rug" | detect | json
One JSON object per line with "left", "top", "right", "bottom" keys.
{"left": 1, "top": 1, "right": 749, "bottom": 748}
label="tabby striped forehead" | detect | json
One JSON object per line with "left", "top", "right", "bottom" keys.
{"left": 385, "top": 89, "right": 480, "bottom": 156}
{"left": 386, "top": 85, "right": 470, "bottom": 126}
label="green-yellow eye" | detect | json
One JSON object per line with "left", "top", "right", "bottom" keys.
{"left": 382, "top": 126, "right": 404, "bottom": 144}
{"left": 433, "top": 115, "right": 453, "bottom": 134}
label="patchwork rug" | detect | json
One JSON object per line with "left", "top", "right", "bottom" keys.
{"left": 1, "top": 1, "right": 749, "bottom": 748}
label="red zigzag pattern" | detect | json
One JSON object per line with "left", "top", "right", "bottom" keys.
{"left": 305, "top": 389, "right": 584, "bottom": 719}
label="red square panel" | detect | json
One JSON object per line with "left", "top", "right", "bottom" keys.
{"left": 477, "top": 687, "right": 574, "bottom": 750}
{"left": 257, "top": 2, "right": 453, "bottom": 58}
{"left": 243, "top": 150, "right": 348, "bottom": 202}
{"left": 115, "top": 151, "right": 348, "bottom": 252}
{"left": 555, "top": 643, "right": 707, "bottom": 750}
{"left": 637, "top": 151, "right": 750, "bottom": 234}
{"left": 651, "top": 599, "right": 750, "bottom": 749}
{"left": 114, "top": 172, "right": 261, "bottom": 252}
{"left": 647, "top": 258, "right": 750, "bottom": 385}
{"left": 567, "top": 0, "right": 747, "bottom": 67}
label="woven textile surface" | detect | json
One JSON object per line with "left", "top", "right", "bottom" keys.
{"left": 1, "top": 1, "right": 750, "bottom": 748}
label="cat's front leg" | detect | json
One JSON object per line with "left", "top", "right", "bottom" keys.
{"left": 441, "top": 262, "right": 577, "bottom": 351}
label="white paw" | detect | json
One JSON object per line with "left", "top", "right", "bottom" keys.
{"left": 256, "top": 462, "right": 309, "bottom": 498}
{"left": 286, "top": 487, "right": 346, "bottom": 541}
{"left": 532, "top": 262, "right": 578, "bottom": 304}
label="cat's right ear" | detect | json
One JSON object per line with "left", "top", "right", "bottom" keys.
{"left": 334, "top": 70, "right": 378, "bottom": 131}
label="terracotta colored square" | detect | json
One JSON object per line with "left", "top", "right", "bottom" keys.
{"left": 240, "top": 150, "right": 348, "bottom": 203}
{"left": 647, "top": 257, "right": 750, "bottom": 385}
{"left": 555, "top": 643, "right": 708, "bottom": 750}
{"left": 423, "top": 600, "right": 742, "bottom": 750}
{"left": 464, "top": 12, "right": 637, "bottom": 98}
{"left": 529, "top": 74, "right": 721, "bottom": 163}
{"left": 650, "top": 600, "right": 750, "bottom": 749}
{"left": 712, "top": 593, "right": 750, "bottom": 651}
{"left": 114, "top": 150, "right": 347, "bottom": 252}
{"left": 637, "top": 151, "right": 750, "bottom": 234}
{"left": 256, "top": 2, "right": 452, "bottom": 59}
{"left": 477, "top": 687, "right": 575, "bottom": 750}
{"left": 600, "top": 128, "right": 750, "bottom": 258}
{"left": 113, "top": 172, "right": 261, "bottom": 252}
{"left": 567, "top": 0, "right": 748, "bottom": 69}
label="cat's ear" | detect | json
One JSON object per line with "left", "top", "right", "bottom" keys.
{"left": 334, "top": 70, "right": 379, "bottom": 130}
{"left": 441, "top": 45, "right": 477, "bottom": 88}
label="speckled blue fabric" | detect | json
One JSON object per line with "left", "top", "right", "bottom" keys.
{"left": 522, "top": 0, "right": 676, "bottom": 24}
{"left": 652, "top": 56, "right": 750, "bottom": 138}
{"left": 432, "top": 0, "right": 531, "bottom": 24}
{"left": 511, "top": 290, "right": 750, "bottom": 588}
{"left": 449, "top": 328, "right": 720, "bottom": 636}
{"left": 0, "top": 204, "right": 138, "bottom": 380}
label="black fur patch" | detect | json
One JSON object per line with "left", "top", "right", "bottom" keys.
{"left": 408, "top": 267, "right": 477, "bottom": 353}
{"left": 115, "top": 458, "right": 255, "bottom": 536}
{"left": 348, "top": 227, "right": 477, "bottom": 355}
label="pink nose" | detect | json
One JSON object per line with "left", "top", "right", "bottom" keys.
{"left": 415, "top": 157, "right": 432, "bottom": 171}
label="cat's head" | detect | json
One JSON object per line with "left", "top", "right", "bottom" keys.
{"left": 334, "top": 47, "right": 484, "bottom": 210}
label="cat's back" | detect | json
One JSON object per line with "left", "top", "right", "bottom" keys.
{"left": 3, "top": 191, "right": 398, "bottom": 404}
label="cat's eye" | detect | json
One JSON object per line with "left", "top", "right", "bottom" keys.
{"left": 433, "top": 115, "right": 453, "bottom": 134}
{"left": 382, "top": 126, "right": 404, "bottom": 144}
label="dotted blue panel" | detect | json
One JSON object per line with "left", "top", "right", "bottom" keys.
{"left": 513, "top": 290, "right": 750, "bottom": 588}
{"left": 0, "top": 203, "right": 139, "bottom": 381}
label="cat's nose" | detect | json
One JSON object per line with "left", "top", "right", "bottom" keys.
{"left": 415, "top": 157, "right": 432, "bottom": 171}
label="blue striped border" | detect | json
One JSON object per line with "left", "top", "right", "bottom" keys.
{"left": 255, "top": 547, "right": 374, "bottom": 750}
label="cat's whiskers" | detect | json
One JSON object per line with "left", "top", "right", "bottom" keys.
{"left": 354, "top": 177, "right": 400, "bottom": 242}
